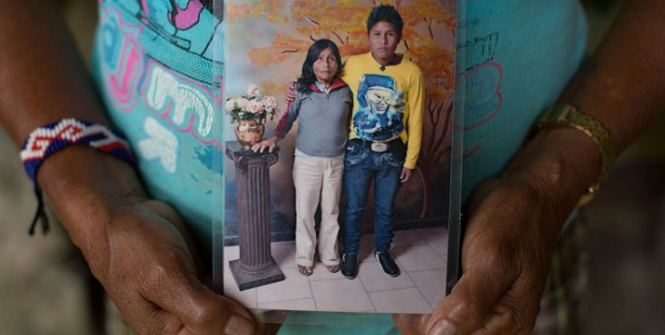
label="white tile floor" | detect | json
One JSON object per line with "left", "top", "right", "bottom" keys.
{"left": 223, "top": 227, "right": 448, "bottom": 314}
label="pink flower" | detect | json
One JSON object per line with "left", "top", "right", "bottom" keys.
{"left": 262, "top": 96, "right": 278, "bottom": 111}
{"left": 237, "top": 98, "right": 249, "bottom": 110}
{"left": 247, "top": 100, "right": 264, "bottom": 114}
{"left": 225, "top": 99, "right": 236, "bottom": 112}
{"left": 247, "top": 84, "right": 260, "bottom": 97}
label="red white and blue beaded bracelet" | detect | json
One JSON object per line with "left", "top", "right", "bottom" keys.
{"left": 20, "top": 118, "right": 136, "bottom": 235}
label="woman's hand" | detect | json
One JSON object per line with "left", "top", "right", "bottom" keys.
{"left": 426, "top": 179, "right": 566, "bottom": 335}
{"left": 101, "top": 200, "right": 256, "bottom": 335}
{"left": 424, "top": 128, "right": 596, "bottom": 335}
{"left": 424, "top": 0, "right": 665, "bottom": 333}
{"left": 1, "top": 3, "right": 261, "bottom": 333}
{"left": 38, "top": 147, "right": 258, "bottom": 335}
{"left": 252, "top": 136, "right": 278, "bottom": 153}
{"left": 393, "top": 175, "right": 570, "bottom": 335}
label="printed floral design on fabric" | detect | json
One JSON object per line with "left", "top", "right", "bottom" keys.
{"left": 352, "top": 74, "right": 405, "bottom": 141}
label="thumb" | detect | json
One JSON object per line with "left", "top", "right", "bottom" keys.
{"left": 155, "top": 272, "right": 255, "bottom": 335}
{"left": 427, "top": 265, "right": 512, "bottom": 335}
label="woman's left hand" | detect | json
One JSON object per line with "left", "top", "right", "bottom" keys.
{"left": 423, "top": 128, "right": 598, "bottom": 335}
{"left": 252, "top": 136, "right": 278, "bottom": 153}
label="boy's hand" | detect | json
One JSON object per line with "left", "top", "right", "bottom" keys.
{"left": 284, "top": 82, "right": 296, "bottom": 102}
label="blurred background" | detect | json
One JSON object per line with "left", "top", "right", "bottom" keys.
{"left": 1, "top": 0, "right": 664, "bottom": 334}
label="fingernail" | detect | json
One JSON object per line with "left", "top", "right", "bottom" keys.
{"left": 224, "top": 315, "right": 254, "bottom": 335}
{"left": 429, "top": 320, "right": 457, "bottom": 335}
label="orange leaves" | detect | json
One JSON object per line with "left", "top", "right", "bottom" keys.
{"left": 400, "top": 0, "right": 453, "bottom": 29}
{"left": 234, "top": 0, "right": 456, "bottom": 101}
{"left": 290, "top": 0, "right": 369, "bottom": 48}
{"left": 257, "top": 81, "right": 283, "bottom": 99}
{"left": 248, "top": 34, "right": 313, "bottom": 67}
{"left": 227, "top": 4, "right": 250, "bottom": 20}
{"left": 406, "top": 36, "right": 455, "bottom": 99}
{"left": 227, "top": 0, "right": 287, "bottom": 22}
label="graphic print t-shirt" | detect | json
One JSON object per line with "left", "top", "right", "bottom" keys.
{"left": 352, "top": 74, "right": 405, "bottom": 141}
{"left": 341, "top": 52, "right": 425, "bottom": 170}
{"left": 91, "top": 0, "right": 223, "bottom": 252}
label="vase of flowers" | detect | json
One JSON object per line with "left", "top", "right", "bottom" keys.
{"left": 225, "top": 84, "right": 278, "bottom": 149}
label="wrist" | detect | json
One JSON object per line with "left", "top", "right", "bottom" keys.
{"left": 467, "top": 128, "right": 598, "bottom": 250}
{"left": 37, "top": 145, "right": 146, "bottom": 255}
{"left": 531, "top": 104, "right": 617, "bottom": 206}
{"left": 503, "top": 127, "right": 601, "bottom": 212}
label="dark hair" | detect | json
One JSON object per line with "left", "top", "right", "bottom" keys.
{"left": 296, "top": 39, "right": 343, "bottom": 94}
{"left": 366, "top": 4, "right": 403, "bottom": 37}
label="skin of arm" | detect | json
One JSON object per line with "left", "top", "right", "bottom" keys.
{"left": 422, "top": 0, "right": 665, "bottom": 334}
{"left": 0, "top": 1, "right": 257, "bottom": 334}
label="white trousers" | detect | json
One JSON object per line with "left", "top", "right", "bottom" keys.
{"left": 293, "top": 155, "right": 344, "bottom": 267}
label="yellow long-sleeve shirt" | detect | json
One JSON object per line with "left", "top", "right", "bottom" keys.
{"left": 341, "top": 52, "right": 424, "bottom": 169}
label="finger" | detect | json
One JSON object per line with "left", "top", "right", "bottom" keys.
{"left": 400, "top": 169, "right": 411, "bottom": 182}
{"left": 394, "top": 314, "right": 430, "bottom": 335}
{"left": 466, "top": 269, "right": 545, "bottom": 335}
{"left": 154, "top": 271, "right": 255, "bottom": 335}
{"left": 269, "top": 143, "right": 276, "bottom": 152}
{"left": 427, "top": 267, "right": 512, "bottom": 335}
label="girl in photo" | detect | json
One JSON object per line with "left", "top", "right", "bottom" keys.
{"left": 252, "top": 39, "right": 352, "bottom": 276}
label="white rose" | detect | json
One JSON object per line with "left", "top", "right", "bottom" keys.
{"left": 225, "top": 99, "right": 236, "bottom": 112}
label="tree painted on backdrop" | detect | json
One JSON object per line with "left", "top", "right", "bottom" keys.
{"left": 228, "top": 0, "right": 456, "bottom": 219}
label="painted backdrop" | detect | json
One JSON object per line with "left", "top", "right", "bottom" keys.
{"left": 221, "top": 0, "right": 457, "bottom": 243}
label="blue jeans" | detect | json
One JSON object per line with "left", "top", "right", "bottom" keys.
{"left": 343, "top": 139, "right": 405, "bottom": 255}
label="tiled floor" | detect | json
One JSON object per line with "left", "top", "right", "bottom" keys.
{"left": 223, "top": 227, "right": 449, "bottom": 314}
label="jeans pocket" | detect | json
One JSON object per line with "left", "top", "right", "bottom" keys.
{"left": 382, "top": 142, "right": 406, "bottom": 167}
{"left": 383, "top": 152, "right": 405, "bottom": 167}
{"left": 344, "top": 141, "right": 368, "bottom": 166}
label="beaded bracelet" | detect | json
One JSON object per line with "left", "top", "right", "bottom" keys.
{"left": 20, "top": 118, "right": 136, "bottom": 234}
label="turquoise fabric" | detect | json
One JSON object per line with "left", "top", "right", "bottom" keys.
{"left": 460, "top": 0, "right": 588, "bottom": 200}
{"left": 91, "top": 0, "right": 223, "bottom": 252}
{"left": 278, "top": 313, "right": 400, "bottom": 335}
{"left": 90, "top": 0, "right": 587, "bottom": 333}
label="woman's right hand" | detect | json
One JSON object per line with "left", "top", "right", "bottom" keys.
{"left": 38, "top": 147, "right": 258, "bottom": 335}
{"left": 1, "top": 2, "right": 261, "bottom": 332}
{"left": 252, "top": 136, "right": 279, "bottom": 153}
{"left": 101, "top": 199, "right": 256, "bottom": 335}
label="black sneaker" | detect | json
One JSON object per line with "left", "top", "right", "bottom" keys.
{"left": 375, "top": 251, "right": 400, "bottom": 277}
{"left": 341, "top": 254, "right": 358, "bottom": 279}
